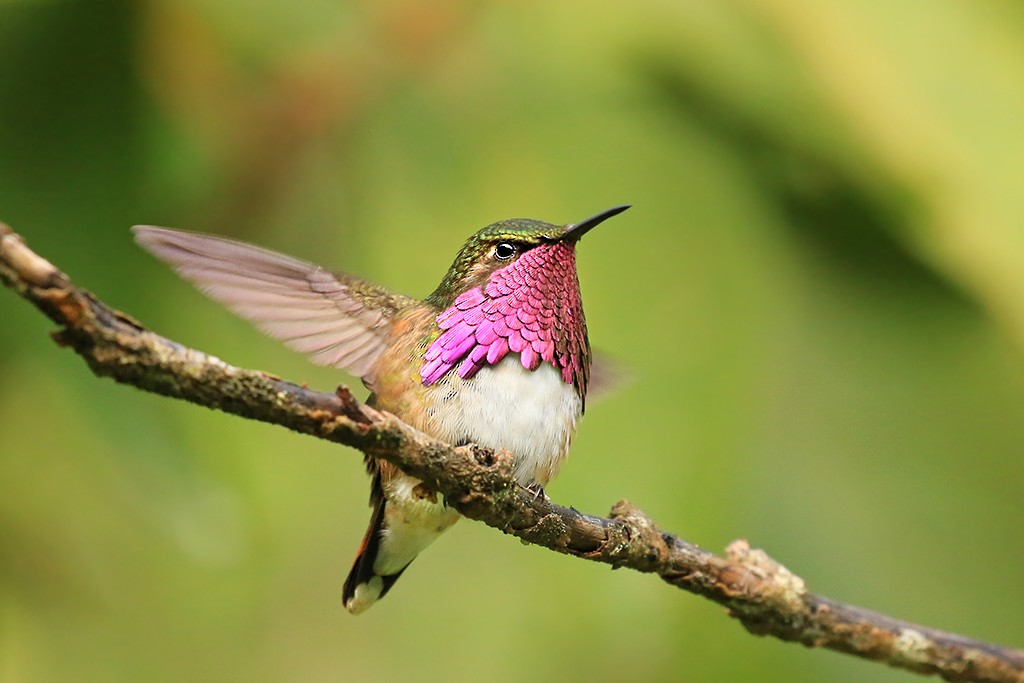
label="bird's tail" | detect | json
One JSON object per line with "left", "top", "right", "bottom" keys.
{"left": 342, "top": 494, "right": 404, "bottom": 614}
{"left": 342, "top": 475, "right": 459, "bottom": 614}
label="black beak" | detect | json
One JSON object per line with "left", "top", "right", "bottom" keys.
{"left": 562, "top": 205, "right": 630, "bottom": 242}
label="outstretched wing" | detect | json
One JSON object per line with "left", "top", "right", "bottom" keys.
{"left": 132, "top": 226, "right": 414, "bottom": 379}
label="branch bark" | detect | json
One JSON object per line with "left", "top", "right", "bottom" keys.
{"left": 2, "top": 222, "right": 1022, "bottom": 683}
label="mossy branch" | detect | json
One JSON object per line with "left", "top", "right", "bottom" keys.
{"left": 2, "top": 223, "right": 1022, "bottom": 683}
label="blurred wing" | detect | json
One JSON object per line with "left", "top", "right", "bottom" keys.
{"left": 587, "top": 351, "right": 633, "bottom": 405}
{"left": 132, "top": 226, "right": 414, "bottom": 378}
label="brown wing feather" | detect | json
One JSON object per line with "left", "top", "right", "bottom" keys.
{"left": 132, "top": 226, "right": 414, "bottom": 379}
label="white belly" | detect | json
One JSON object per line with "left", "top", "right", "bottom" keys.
{"left": 425, "top": 355, "right": 583, "bottom": 485}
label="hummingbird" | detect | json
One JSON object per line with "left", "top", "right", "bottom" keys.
{"left": 132, "top": 205, "right": 628, "bottom": 613}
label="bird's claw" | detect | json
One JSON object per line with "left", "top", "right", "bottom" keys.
{"left": 525, "top": 483, "right": 547, "bottom": 501}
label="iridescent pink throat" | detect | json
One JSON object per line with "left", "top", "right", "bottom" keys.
{"left": 420, "top": 242, "right": 588, "bottom": 394}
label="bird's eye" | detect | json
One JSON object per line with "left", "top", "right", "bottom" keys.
{"left": 494, "top": 242, "right": 517, "bottom": 260}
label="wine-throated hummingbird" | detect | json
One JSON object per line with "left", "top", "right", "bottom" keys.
{"left": 133, "top": 205, "right": 628, "bottom": 613}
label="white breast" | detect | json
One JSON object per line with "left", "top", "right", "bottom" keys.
{"left": 425, "top": 355, "right": 583, "bottom": 485}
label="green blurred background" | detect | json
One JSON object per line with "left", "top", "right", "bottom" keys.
{"left": 2, "top": 1, "right": 1023, "bottom": 681}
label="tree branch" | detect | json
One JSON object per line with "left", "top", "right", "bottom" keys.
{"left": 2, "top": 222, "right": 1022, "bottom": 683}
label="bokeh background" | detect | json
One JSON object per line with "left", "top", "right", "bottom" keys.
{"left": 2, "top": 1, "right": 1023, "bottom": 682}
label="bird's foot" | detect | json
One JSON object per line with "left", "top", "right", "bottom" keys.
{"left": 525, "top": 483, "right": 547, "bottom": 501}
